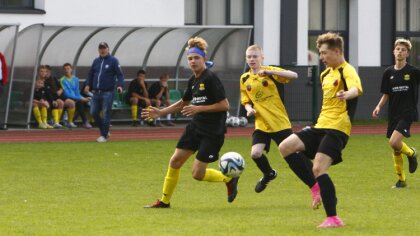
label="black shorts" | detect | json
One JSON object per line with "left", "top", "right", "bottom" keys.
{"left": 176, "top": 123, "right": 224, "bottom": 163}
{"left": 252, "top": 129, "right": 293, "bottom": 153}
{"left": 296, "top": 127, "right": 349, "bottom": 165}
{"left": 387, "top": 119, "right": 412, "bottom": 138}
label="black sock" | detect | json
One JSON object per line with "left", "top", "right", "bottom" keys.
{"left": 252, "top": 154, "right": 273, "bottom": 175}
{"left": 284, "top": 153, "right": 316, "bottom": 188}
{"left": 316, "top": 174, "right": 337, "bottom": 217}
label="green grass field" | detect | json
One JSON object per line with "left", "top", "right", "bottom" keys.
{"left": 1, "top": 135, "right": 420, "bottom": 235}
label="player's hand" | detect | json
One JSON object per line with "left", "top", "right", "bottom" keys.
{"left": 258, "top": 70, "right": 269, "bottom": 76}
{"left": 141, "top": 106, "right": 160, "bottom": 119}
{"left": 246, "top": 108, "right": 256, "bottom": 117}
{"left": 372, "top": 106, "right": 380, "bottom": 118}
{"left": 181, "top": 105, "right": 199, "bottom": 117}
{"left": 336, "top": 90, "right": 346, "bottom": 101}
{"left": 84, "top": 85, "right": 90, "bottom": 94}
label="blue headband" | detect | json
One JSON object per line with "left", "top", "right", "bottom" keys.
{"left": 187, "top": 47, "right": 206, "bottom": 58}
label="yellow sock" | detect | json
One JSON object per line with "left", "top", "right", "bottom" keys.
{"left": 68, "top": 108, "right": 76, "bottom": 123}
{"left": 393, "top": 153, "right": 405, "bottom": 181}
{"left": 400, "top": 142, "right": 414, "bottom": 157}
{"left": 202, "top": 168, "right": 232, "bottom": 183}
{"left": 58, "top": 109, "right": 63, "bottom": 119}
{"left": 41, "top": 107, "right": 48, "bottom": 123}
{"left": 52, "top": 109, "right": 59, "bottom": 123}
{"left": 32, "top": 107, "right": 43, "bottom": 125}
{"left": 161, "top": 166, "right": 180, "bottom": 204}
{"left": 131, "top": 105, "right": 138, "bottom": 121}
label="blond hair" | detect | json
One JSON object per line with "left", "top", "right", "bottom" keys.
{"left": 394, "top": 38, "right": 412, "bottom": 51}
{"left": 316, "top": 32, "right": 344, "bottom": 52}
{"left": 186, "top": 37, "right": 208, "bottom": 54}
{"left": 246, "top": 44, "right": 263, "bottom": 54}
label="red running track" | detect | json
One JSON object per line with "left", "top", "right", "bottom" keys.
{"left": 1, "top": 124, "right": 420, "bottom": 143}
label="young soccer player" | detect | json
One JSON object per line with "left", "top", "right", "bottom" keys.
{"left": 240, "top": 45, "right": 320, "bottom": 209}
{"left": 279, "top": 32, "right": 363, "bottom": 228}
{"left": 143, "top": 36, "right": 238, "bottom": 208}
{"left": 372, "top": 39, "right": 419, "bottom": 188}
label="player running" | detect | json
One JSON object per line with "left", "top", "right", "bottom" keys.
{"left": 372, "top": 38, "right": 419, "bottom": 188}
{"left": 143, "top": 36, "right": 238, "bottom": 208}
{"left": 240, "top": 44, "right": 320, "bottom": 209}
{"left": 279, "top": 32, "right": 363, "bottom": 228}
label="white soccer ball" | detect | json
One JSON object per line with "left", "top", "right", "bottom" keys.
{"left": 238, "top": 116, "right": 248, "bottom": 127}
{"left": 219, "top": 152, "right": 245, "bottom": 178}
{"left": 226, "top": 116, "right": 233, "bottom": 126}
{"left": 231, "top": 116, "right": 240, "bottom": 127}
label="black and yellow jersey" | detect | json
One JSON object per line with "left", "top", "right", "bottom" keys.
{"left": 381, "top": 63, "right": 420, "bottom": 122}
{"left": 183, "top": 69, "right": 227, "bottom": 136}
{"left": 240, "top": 65, "right": 291, "bottom": 132}
{"left": 315, "top": 61, "right": 363, "bottom": 135}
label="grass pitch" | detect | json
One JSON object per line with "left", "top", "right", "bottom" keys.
{"left": 1, "top": 135, "right": 420, "bottom": 235}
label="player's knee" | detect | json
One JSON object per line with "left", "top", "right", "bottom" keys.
{"left": 389, "top": 139, "right": 400, "bottom": 151}
{"left": 251, "top": 150, "right": 263, "bottom": 159}
{"left": 279, "top": 142, "right": 292, "bottom": 157}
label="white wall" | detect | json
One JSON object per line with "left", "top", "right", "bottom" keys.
{"left": 253, "top": 0, "right": 281, "bottom": 65}
{"left": 349, "top": 0, "right": 381, "bottom": 67}
{"left": 297, "top": 0, "right": 308, "bottom": 65}
{"left": 0, "top": 0, "right": 185, "bottom": 30}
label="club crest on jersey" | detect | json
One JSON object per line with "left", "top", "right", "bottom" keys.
{"left": 246, "top": 85, "right": 252, "bottom": 91}
{"left": 333, "top": 79, "right": 338, "bottom": 86}
{"left": 199, "top": 83, "right": 205, "bottom": 91}
{"left": 262, "top": 80, "right": 268, "bottom": 87}
{"left": 404, "top": 74, "right": 411, "bottom": 81}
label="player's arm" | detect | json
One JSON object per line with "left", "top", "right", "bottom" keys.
{"left": 372, "top": 94, "right": 389, "bottom": 118}
{"left": 336, "top": 86, "right": 360, "bottom": 101}
{"left": 181, "top": 98, "right": 229, "bottom": 117}
{"left": 142, "top": 99, "right": 186, "bottom": 119}
{"left": 259, "top": 69, "right": 298, "bottom": 80}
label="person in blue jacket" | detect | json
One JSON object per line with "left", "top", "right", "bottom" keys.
{"left": 84, "top": 42, "right": 124, "bottom": 142}
{"left": 60, "top": 63, "right": 92, "bottom": 129}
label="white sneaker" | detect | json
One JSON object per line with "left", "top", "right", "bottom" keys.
{"left": 39, "top": 123, "right": 48, "bottom": 129}
{"left": 96, "top": 136, "right": 107, "bottom": 143}
{"left": 68, "top": 122, "right": 77, "bottom": 128}
{"left": 53, "top": 123, "right": 63, "bottom": 128}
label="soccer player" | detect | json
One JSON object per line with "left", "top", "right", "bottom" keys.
{"left": 372, "top": 38, "right": 419, "bottom": 188}
{"left": 143, "top": 36, "right": 237, "bottom": 208}
{"left": 148, "top": 73, "right": 175, "bottom": 126}
{"left": 240, "top": 45, "right": 320, "bottom": 208}
{"left": 126, "top": 69, "right": 150, "bottom": 127}
{"left": 279, "top": 32, "right": 363, "bottom": 228}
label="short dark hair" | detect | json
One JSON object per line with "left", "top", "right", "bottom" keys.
{"left": 63, "top": 63, "right": 72, "bottom": 68}
{"left": 137, "top": 69, "right": 146, "bottom": 76}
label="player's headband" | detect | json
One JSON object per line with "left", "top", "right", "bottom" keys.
{"left": 187, "top": 47, "right": 206, "bottom": 58}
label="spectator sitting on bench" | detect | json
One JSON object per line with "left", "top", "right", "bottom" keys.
{"left": 126, "top": 69, "right": 151, "bottom": 126}
{"left": 148, "top": 73, "right": 175, "bottom": 127}
{"left": 59, "top": 63, "right": 92, "bottom": 129}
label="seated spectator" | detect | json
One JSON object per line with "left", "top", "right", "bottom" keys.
{"left": 59, "top": 63, "right": 92, "bottom": 129}
{"left": 148, "top": 73, "right": 175, "bottom": 126}
{"left": 40, "top": 65, "right": 65, "bottom": 128}
{"left": 126, "top": 69, "right": 150, "bottom": 126}
{"left": 32, "top": 79, "right": 53, "bottom": 129}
